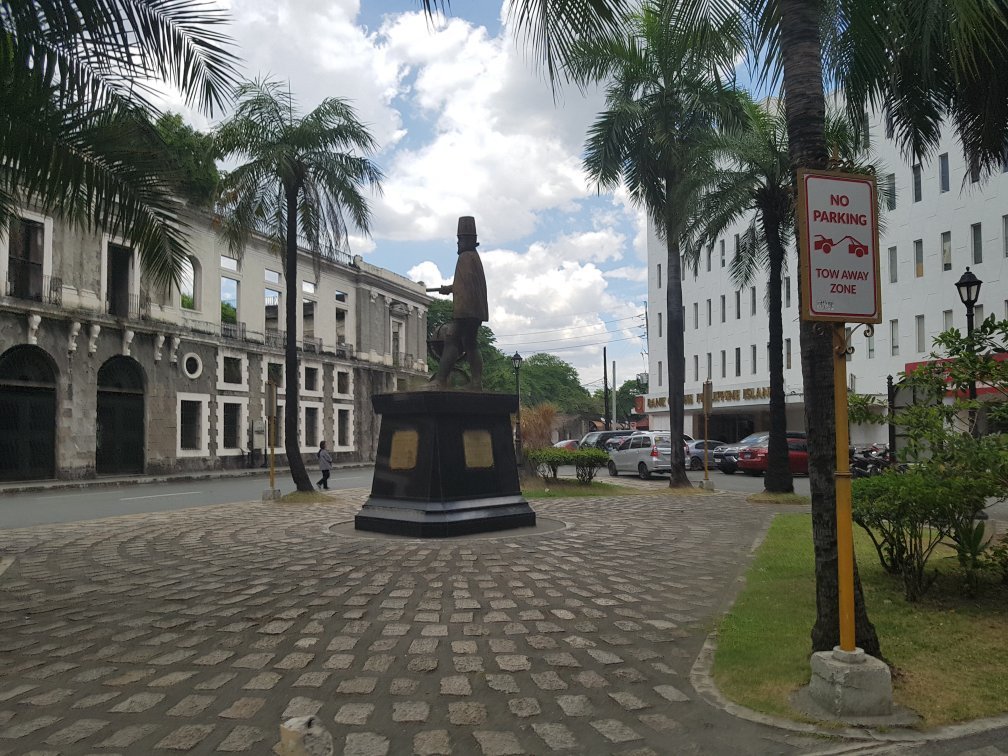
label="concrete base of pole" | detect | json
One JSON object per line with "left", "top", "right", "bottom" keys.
{"left": 700, "top": 479, "right": 715, "bottom": 491}
{"left": 793, "top": 647, "right": 918, "bottom": 726}
{"left": 262, "top": 488, "right": 282, "bottom": 501}
{"left": 276, "top": 716, "right": 333, "bottom": 756}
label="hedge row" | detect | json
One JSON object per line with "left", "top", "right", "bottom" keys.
{"left": 525, "top": 447, "right": 610, "bottom": 485}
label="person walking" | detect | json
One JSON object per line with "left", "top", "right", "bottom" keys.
{"left": 317, "top": 441, "right": 332, "bottom": 489}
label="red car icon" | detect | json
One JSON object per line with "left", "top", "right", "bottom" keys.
{"left": 814, "top": 234, "right": 869, "bottom": 257}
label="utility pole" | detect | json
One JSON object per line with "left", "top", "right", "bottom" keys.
{"left": 603, "top": 347, "right": 610, "bottom": 431}
{"left": 612, "top": 360, "right": 617, "bottom": 427}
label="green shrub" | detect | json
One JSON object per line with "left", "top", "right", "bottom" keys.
{"left": 524, "top": 448, "right": 609, "bottom": 485}
{"left": 983, "top": 533, "right": 1008, "bottom": 585}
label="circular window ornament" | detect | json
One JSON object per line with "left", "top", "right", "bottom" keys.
{"left": 182, "top": 352, "right": 203, "bottom": 379}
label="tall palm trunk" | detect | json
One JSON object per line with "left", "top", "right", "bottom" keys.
{"left": 761, "top": 209, "right": 793, "bottom": 493}
{"left": 284, "top": 182, "right": 313, "bottom": 491}
{"left": 664, "top": 201, "right": 690, "bottom": 487}
{"left": 779, "top": 0, "right": 881, "bottom": 657}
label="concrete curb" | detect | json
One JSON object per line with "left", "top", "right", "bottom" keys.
{"left": 689, "top": 631, "right": 1008, "bottom": 746}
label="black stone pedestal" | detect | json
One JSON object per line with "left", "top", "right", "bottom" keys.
{"left": 355, "top": 391, "right": 536, "bottom": 537}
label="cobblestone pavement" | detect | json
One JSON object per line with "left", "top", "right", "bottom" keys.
{"left": 1, "top": 490, "right": 865, "bottom": 755}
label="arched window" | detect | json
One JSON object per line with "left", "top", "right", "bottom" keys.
{"left": 180, "top": 255, "right": 200, "bottom": 310}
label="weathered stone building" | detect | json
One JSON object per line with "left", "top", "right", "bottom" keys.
{"left": 0, "top": 206, "right": 430, "bottom": 481}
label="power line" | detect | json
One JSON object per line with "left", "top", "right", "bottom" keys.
{"left": 498, "top": 325, "right": 645, "bottom": 348}
{"left": 501, "top": 333, "right": 646, "bottom": 353}
{"left": 494, "top": 313, "right": 645, "bottom": 338}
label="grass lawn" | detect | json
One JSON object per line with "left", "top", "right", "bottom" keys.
{"left": 747, "top": 492, "right": 811, "bottom": 506}
{"left": 714, "top": 513, "right": 1008, "bottom": 726}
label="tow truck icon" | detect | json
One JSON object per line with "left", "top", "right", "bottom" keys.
{"left": 814, "top": 234, "right": 869, "bottom": 257}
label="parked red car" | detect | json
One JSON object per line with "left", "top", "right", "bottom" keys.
{"left": 736, "top": 433, "right": 808, "bottom": 475}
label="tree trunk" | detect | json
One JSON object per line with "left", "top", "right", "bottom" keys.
{"left": 761, "top": 210, "right": 793, "bottom": 493}
{"left": 664, "top": 202, "right": 690, "bottom": 487}
{"left": 284, "top": 184, "right": 314, "bottom": 492}
{"left": 779, "top": 0, "right": 881, "bottom": 657}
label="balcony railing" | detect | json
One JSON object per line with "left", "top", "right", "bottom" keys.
{"left": 221, "top": 320, "right": 246, "bottom": 341}
{"left": 303, "top": 336, "right": 322, "bottom": 353}
{"left": 106, "top": 291, "right": 150, "bottom": 320}
{"left": 264, "top": 329, "right": 286, "bottom": 349}
{"left": 392, "top": 352, "right": 414, "bottom": 368}
{"left": 334, "top": 342, "right": 354, "bottom": 360}
{"left": 5, "top": 259, "right": 62, "bottom": 305}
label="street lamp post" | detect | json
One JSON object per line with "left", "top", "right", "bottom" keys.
{"left": 955, "top": 267, "right": 983, "bottom": 435}
{"left": 511, "top": 351, "right": 524, "bottom": 466}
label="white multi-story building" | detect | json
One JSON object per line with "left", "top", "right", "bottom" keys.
{"left": 0, "top": 204, "right": 430, "bottom": 481}
{"left": 643, "top": 114, "right": 1008, "bottom": 444}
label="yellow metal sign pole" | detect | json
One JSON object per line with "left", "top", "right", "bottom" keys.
{"left": 833, "top": 324, "right": 856, "bottom": 651}
{"left": 268, "top": 379, "right": 276, "bottom": 492}
{"left": 703, "top": 380, "right": 711, "bottom": 481}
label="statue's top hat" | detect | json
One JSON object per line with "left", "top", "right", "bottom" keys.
{"left": 457, "top": 216, "right": 477, "bottom": 237}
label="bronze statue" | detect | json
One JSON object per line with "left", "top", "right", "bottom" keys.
{"left": 428, "top": 216, "right": 488, "bottom": 389}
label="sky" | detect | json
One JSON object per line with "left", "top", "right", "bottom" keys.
{"left": 190, "top": 0, "right": 654, "bottom": 390}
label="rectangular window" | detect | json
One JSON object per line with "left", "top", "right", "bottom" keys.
{"left": 692, "top": 302, "right": 699, "bottom": 329}
{"left": 784, "top": 277, "right": 791, "bottom": 309}
{"left": 867, "top": 333, "right": 875, "bottom": 359}
{"left": 302, "top": 280, "right": 316, "bottom": 295}
{"left": 735, "top": 290, "right": 741, "bottom": 319}
{"left": 706, "top": 353, "right": 712, "bottom": 380}
{"left": 884, "top": 173, "right": 896, "bottom": 210}
{"left": 1004, "top": 215, "right": 1008, "bottom": 257}
{"left": 719, "top": 294, "right": 726, "bottom": 323}
{"left": 334, "top": 289, "right": 348, "bottom": 303}
{"left": 720, "top": 239, "right": 726, "bottom": 268}
{"left": 657, "top": 312, "right": 663, "bottom": 338}
{"left": 265, "top": 288, "right": 281, "bottom": 335}
{"left": 888, "top": 246, "right": 898, "bottom": 283}
{"left": 706, "top": 248, "right": 712, "bottom": 272}
{"left": 693, "top": 354, "right": 699, "bottom": 382}
{"left": 268, "top": 362, "right": 284, "bottom": 388}
{"left": 734, "top": 233, "right": 740, "bottom": 263}
{"left": 657, "top": 361, "right": 663, "bottom": 387}
{"left": 337, "top": 408, "right": 350, "bottom": 447}
{"left": 657, "top": 263, "right": 662, "bottom": 289}
{"left": 221, "top": 277, "right": 239, "bottom": 323}
{"left": 335, "top": 307, "right": 347, "bottom": 344}
{"left": 337, "top": 370, "right": 350, "bottom": 394}
{"left": 944, "top": 309, "right": 954, "bottom": 331}
{"left": 265, "top": 269, "right": 280, "bottom": 285}
{"left": 720, "top": 350, "right": 726, "bottom": 379}
{"left": 750, "top": 344, "right": 757, "bottom": 374}
{"left": 273, "top": 405, "right": 284, "bottom": 448}
{"left": 785, "top": 338, "right": 792, "bottom": 370}
{"left": 970, "top": 158, "right": 980, "bottom": 184}
{"left": 220, "top": 255, "right": 238, "bottom": 272}
{"left": 914, "top": 239, "right": 924, "bottom": 277}
{"left": 890, "top": 319, "right": 900, "bottom": 356}
{"left": 304, "top": 366, "right": 318, "bottom": 392}
{"left": 180, "top": 400, "right": 202, "bottom": 450}
{"left": 939, "top": 153, "right": 949, "bottom": 193}
{"left": 975, "top": 304, "right": 985, "bottom": 324}
{"left": 941, "top": 231, "right": 952, "bottom": 271}
{"left": 912, "top": 164, "right": 922, "bottom": 202}
{"left": 305, "top": 407, "right": 319, "bottom": 448}
{"left": 971, "top": 223, "right": 983, "bottom": 264}
{"left": 223, "top": 403, "right": 241, "bottom": 449}
{"left": 303, "top": 300, "right": 315, "bottom": 340}
{"left": 682, "top": 306, "right": 685, "bottom": 332}
{"left": 750, "top": 286, "right": 757, "bottom": 315}
{"left": 223, "top": 356, "right": 242, "bottom": 384}
{"left": 734, "top": 347, "right": 741, "bottom": 377}
{"left": 916, "top": 314, "right": 925, "bottom": 352}
{"left": 706, "top": 298, "right": 712, "bottom": 326}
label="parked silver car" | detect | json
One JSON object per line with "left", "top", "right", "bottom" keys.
{"left": 607, "top": 432, "right": 675, "bottom": 479}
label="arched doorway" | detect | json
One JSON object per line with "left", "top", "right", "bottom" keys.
{"left": 0, "top": 345, "right": 57, "bottom": 480}
{"left": 96, "top": 356, "right": 145, "bottom": 474}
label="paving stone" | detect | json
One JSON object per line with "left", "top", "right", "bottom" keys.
{"left": 363, "top": 654, "right": 395, "bottom": 672}
{"left": 294, "top": 671, "right": 330, "bottom": 687}
{"left": 389, "top": 678, "right": 419, "bottom": 695}
{"left": 654, "top": 684, "right": 690, "bottom": 702}
{"left": 413, "top": 730, "right": 451, "bottom": 756}
{"left": 96, "top": 724, "right": 159, "bottom": 748}
{"left": 638, "top": 713, "right": 683, "bottom": 732}
{"left": 149, "top": 671, "right": 197, "bottom": 687}
{"left": 448, "top": 701, "right": 487, "bottom": 725}
{"left": 440, "top": 675, "right": 472, "bottom": 696}
{"left": 334, "top": 702, "right": 374, "bottom": 725}
{"left": 392, "top": 701, "right": 430, "bottom": 723}
{"left": 557, "top": 694, "right": 593, "bottom": 716}
{"left": 590, "top": 719, "right": 642, "bottom": 743}
{"left": 155, "top": 724, "right": 215, "bottom": 750}
{"left": 197, "top": 673, "right": 237, "bottom": 690}
{"left": 495, "top": 655, "right": 530, "bottom": 672}
{"left": 282, "top": 697, "right": 323, "bottom": 718}
{"left": 44, "top": 718, "right": 108, "bottom": 745}
{"left": 472, "top": 730, "right": 524, "bottom": 756}
{"left": 72, "top": 692, "right": 119, "bottom": 709}
{"left": 218, "top": 698, "right": 265, "bottom": 719}
{"left": 344, "top": 732, "right": 390, "bottom": 756}
{"left": 531, "top": 671, "right": 567, "bottom": 690}
{"left": 242, "top": 672, "right": 281, "bottom": 690}
{"left": 337, "top": 677, "right": 377, "bottom": 694}
{"left": 532, "top": 722, "right": 579, "bottom": 750}
{"left": 216, "top": 725, "right": 266, "bottom": 752}
{"left": 609, "top": 691, "right": 651, "bottom": 710}
{"left": 167, "top": 694, "right": 215, "bottom": 716}
{"left": 26, "top": 688, "right": 75, "bottom": 706}
{"left": 110, "top": 692, "right": 164, "bottom": 713}
{"left": 275, "top": 652, "right": 314, "bottom": 670}
{"left": 407, "top": 656, "right": 438, "bottom": 673}
{"left": 324, "top": 653, "right": 354, "bottom": 670}
{"left": 507, "top": 697, "right": 541, "bottom": 717}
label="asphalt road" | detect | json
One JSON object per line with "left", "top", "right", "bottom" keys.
{"left": 0, "top": 467, "right": 373, "bottom": 530}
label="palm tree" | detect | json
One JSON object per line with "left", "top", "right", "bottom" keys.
{"left": 570, "top": 2, "right": 742, "bottom": 487}
{"left": 215, "top": 79, "right": 383, "bottom": 491}
{"left": 1, "top": 0, "right": 237, "bottom": 290}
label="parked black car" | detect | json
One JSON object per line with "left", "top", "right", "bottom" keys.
{"left": 578, "top": 429, "right": 635, "bottom": 450}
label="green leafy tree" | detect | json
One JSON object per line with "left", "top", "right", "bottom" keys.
{"left": 1, "top": 0, "right": 237, "bottom": 290}
{"left": 215, "top": 79, "right": 383, "bottom": 491}
{"left": 154, "top": 113, "right": 220, "bottom": 207}
{"left": 570, "top": 1, "right": 742, "bottom": 487}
